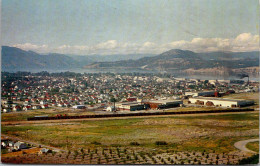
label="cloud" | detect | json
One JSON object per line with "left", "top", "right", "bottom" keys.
{"left": 12, "top": 43, "right": 48, "bottom": 53}
{"left": 12, "top": 33, "right": 259, "bottom": 55}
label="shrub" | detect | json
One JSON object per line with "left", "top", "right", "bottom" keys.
{"left": 239, "top": 154, "right": 259, "bottom": 165}
{"left": 80, "top": 148, "right": 84, "bottom": 154}
{"left": 91, "top": 141, "right": 101, "bottom": 145}
{"left": 130, "top": 142, "right": 140, "bottom": 146}
{"left": 74, "top": 150, "right": 78, "bottom": 156}
{"left": 155, "top": 141, "right": 167, "bottom": 145}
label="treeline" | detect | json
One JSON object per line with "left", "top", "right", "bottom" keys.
{"left": 239, "top": 154, "right": 259, "bottom": 164}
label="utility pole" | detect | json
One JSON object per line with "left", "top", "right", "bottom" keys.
{"left": 66, "top": 136, "right": 68, "bottom": 150}
{"left": 26, "top": 129, "right": 29, "bottom": 139}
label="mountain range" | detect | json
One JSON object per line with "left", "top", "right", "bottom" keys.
{"left": 2, "top": 46, "right": 259, "bottom": 75}
{"left": 85, "top": 49, "right": 259, "bottom": 74}
{"left": 1, "top": 46, "right": 155, "bottom": 71}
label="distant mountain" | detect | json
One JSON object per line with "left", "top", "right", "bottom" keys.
{"left": 70, "top": 54, "right": 156, "bottom": 62}
{"left": 197, "top": 51, "right": 259, "bottom": 61}
{"left": 85, "top": 49, "right": 259, "bottom": 75}
{"left": 1, "top": 46, "right": 155, "bottom": 72}
{"left": 2, "top": 46, "right": 259, "bottom": 75}
{"left": 1, "top": 46, "right": 94, "bottom": 71}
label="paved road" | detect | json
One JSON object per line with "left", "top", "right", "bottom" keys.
{"left": 1, "top": 134, "right": 67, "bottom": 153}
{"left": 234, "top": 138, "right": 259, "bottom": 154}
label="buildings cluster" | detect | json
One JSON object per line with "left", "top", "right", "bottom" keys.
{"left": 1, "top": 137, "right": 29, "bottom": 152}
{"left": 1, "top": 72, "right": 258, "bottom": 113}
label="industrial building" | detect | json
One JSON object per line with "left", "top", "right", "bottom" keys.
{"left": 115, "top": 99, "right": 183, "bottom": 111}
{"left": 189, "top": 97, "right": 254, "bottom": 107}
{"left": 115, "top": 102, "right": 146, "bottom": 111}
{"left": 185, "top": 91, "right": 215, "bottom": 97}
{"left": 144, "top": 99, "right": 183, "bottom": 109}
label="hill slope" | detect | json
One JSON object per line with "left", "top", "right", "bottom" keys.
{"left": 84, "top": 49, "right": 259, "bottom": 75}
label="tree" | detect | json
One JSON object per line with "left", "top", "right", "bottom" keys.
{"left": 110, "top": 97, "right": 117, "bottom": 111}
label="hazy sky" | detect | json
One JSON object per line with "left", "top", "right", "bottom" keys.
{"left": 2, "top": 0, "right": 259, "bottom": 55}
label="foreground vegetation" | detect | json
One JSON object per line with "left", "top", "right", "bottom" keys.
{"left": 246, "top": 141, "right": 259, "bottom": 153}
{"left": 2, "top": 112, "right": 259, "bottom": 153}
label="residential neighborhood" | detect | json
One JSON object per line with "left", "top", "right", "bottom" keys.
{"left": 1, "top": 72, "right": 258, "bottom": 114}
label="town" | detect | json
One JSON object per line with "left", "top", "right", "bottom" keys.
{"left": 1, "top": 71, "right": 258, "bottom": 114}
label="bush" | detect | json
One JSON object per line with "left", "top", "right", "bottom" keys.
{"left": 239, "top": 154, "right": 259, "bottom": 165}
{"left": 155, "top": 141, "right": 167, "bottom": 145}
{"left": 130, "top": 142, "right": 140, "bottom": 146}
{"left": 91, "top": 141, "right": 101, "bottom": 145}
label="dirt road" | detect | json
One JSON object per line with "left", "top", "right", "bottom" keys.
{"left": 234, "top": 138, "right": 259, "bottom": 154}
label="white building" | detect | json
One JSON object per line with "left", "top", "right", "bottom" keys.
{"left": 14, "top": 142, "right": 27, "bottom": 150}
{"left": 185, "top": 91, "right": 215, "bottom": 97}
{"left": 189, "top": 97, "right": 254, "bottom": 107}
{"left": 72, "top": 105, "right": 86, "bottom": 109}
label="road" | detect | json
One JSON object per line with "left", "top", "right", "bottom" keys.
{"left": 234, "top": 138, "right": 259, "bottom": 154}
{"left": 1, "top": 134, "right": 67, "bottom": 153}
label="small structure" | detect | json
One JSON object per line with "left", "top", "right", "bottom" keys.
{"left": 3, "top": 108, "right": 11, "bottom": 113}
{"left": 39, "top": 148, "right": 51, "bottom": 154}
{"left": 72, "top": 105, "right": 86, "bottom": 109}
{"left": 8, "top": 141, "right": 15, "bottom": 147}
{"left": 185, "top": 91, "right": 215, "bottom": 97}
{"left": 106, "top": 106, "right": 116, "bottom": 112}
{"left": 14, "top": 141, "right": 27, "bottom": 150}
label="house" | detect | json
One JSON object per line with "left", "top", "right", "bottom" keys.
{"left": 57, "top": 103, "right": 65, "bottom": 107}
{"left": 72, "top": 105, "right": 86, "bottom": 109}
{"left": 14, "top": 141, "right": 27, "bottom": 150}
{"left": 41, "top": 104, "right": 49, "bottom": 109}
{"left": 23, "top": 105, "right": 32, "bottom": 111}
{"left": 32, "top": 105, "right": 42, "bottom": 110}
{"left": 3, "top": 108, "right": 11, "bottom": 113}
{"left": 1, "top": 142, "right": 7, "bottom": 148}
{"left": 13, "top": 106, "right": 22, "bottom": 112}
{"left": 8, "top": 141, "right": 15, "bottom": 147}
{"left": 39, "top": 148, "right": 51, "bottom": 154}
{"left": 40, "top": 101, "right": 47, "bottom": 105}
{"left": 106, "top": 106, "right": 116, "bottom": 112}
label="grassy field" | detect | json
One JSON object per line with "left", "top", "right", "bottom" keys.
{"left": 246, "top": 141, "right": 259, "bottom": 153}
{"left": 1, "top": 108, "right": 96, "bottom": 122}
{"left": 2, "top": 111, "right": 259, "bottom": 154}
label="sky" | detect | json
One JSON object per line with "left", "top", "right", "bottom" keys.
{"left": 1, "top": 0, "right": 259, "bottom": 55}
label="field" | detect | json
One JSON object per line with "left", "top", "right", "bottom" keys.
{"left": 2, "top": 112, "right": 259, "bottom": 152}
{"left": 246, "top": 141, "right": 259, "bottom": 153}
{"left": 1, "top": 108, "right": 96, "bottom": 122}
{"left": 2, "top": 111, "right": 259, "bottom": 164}
{"left": 1, "top": 92, "right": 259, "bottom": 164}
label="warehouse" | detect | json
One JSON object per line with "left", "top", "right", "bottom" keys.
{"left": 189, "top": 97, "right": 254, "bottom": 107}
{"left": 115, "top": 102, "right": 146, "bottom": 111}
{"left": 144, "top": 99, "right": 183, "bottom": 109}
